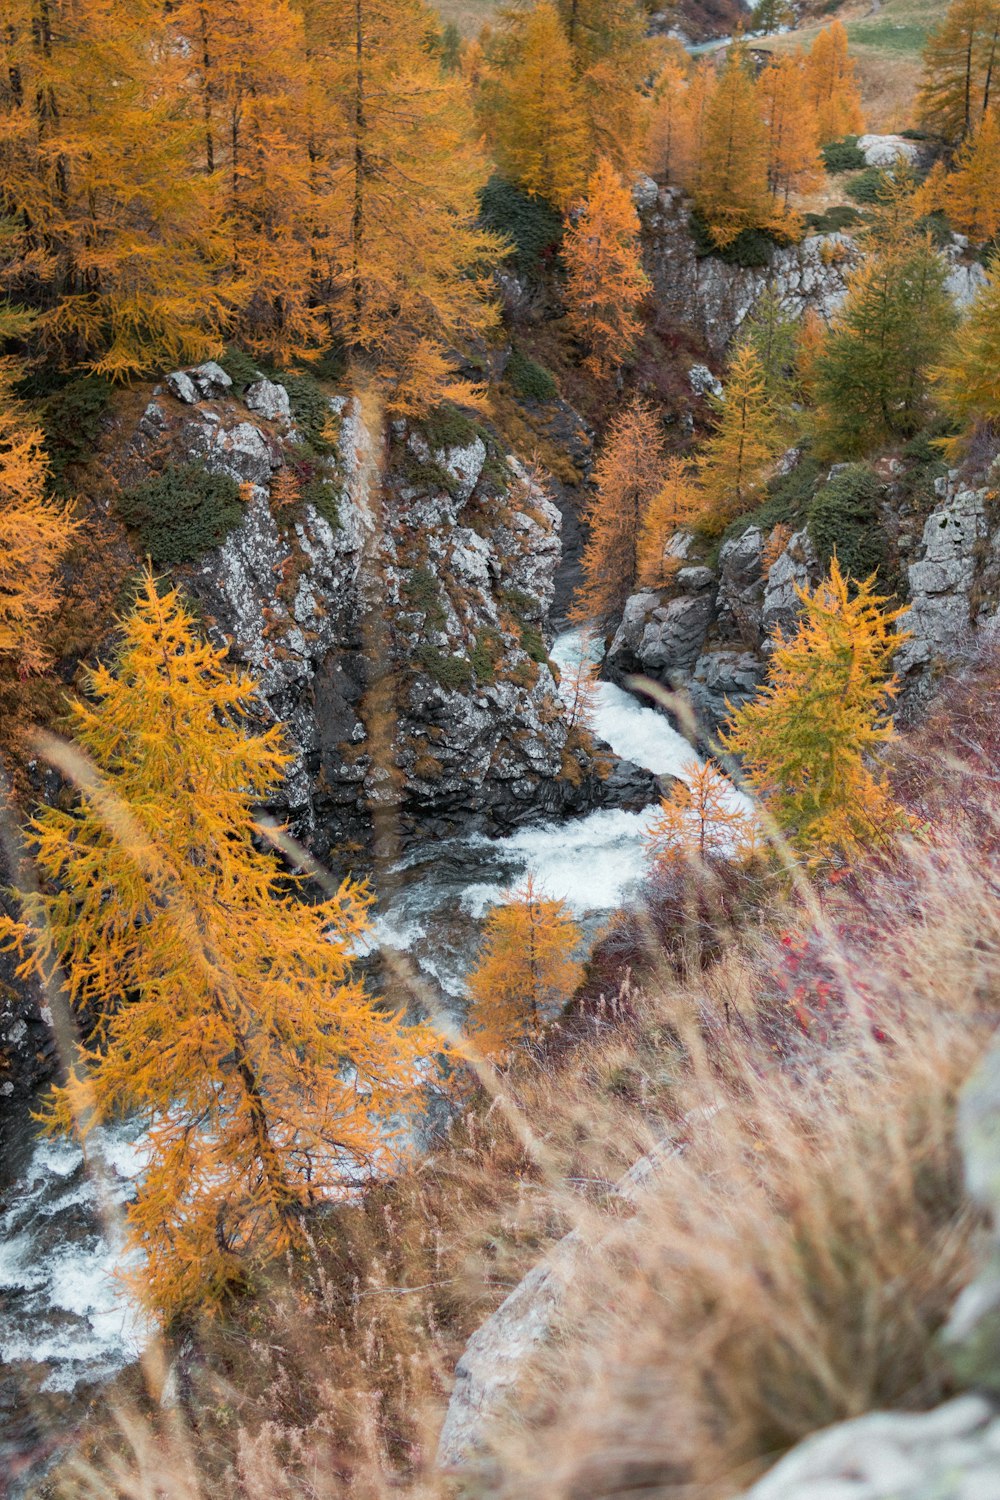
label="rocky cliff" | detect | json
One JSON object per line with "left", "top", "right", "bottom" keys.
{"left": 603, "top": 452, "right": 1000, "bottom": 744}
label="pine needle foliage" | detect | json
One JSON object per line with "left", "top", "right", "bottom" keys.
{"left": 465, "top": 875, "right": 582, "bottom": 1058}
{"left": 0, "top": 575, "right": 436, "bottom": 1321}
{"left": 722, "top": 557, "right": 909, "bottom": 862}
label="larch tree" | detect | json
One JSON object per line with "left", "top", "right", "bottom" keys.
{"left": 172, "top": 0, "right": 319, "bottom": 364}
{"left": 695, "top": 43, "right": 787, "bottom": 248}
{"left": 646, "top": 60, "right": 691, "bottom": 182}
{"left": 645, "top": 760, "right": 760, "bottom": 868}
{"left": 736, "top": 285, "right": 801, "bottom": 421}
{"left": 489, "top": 3, "right": 591, "bottom": 210}
{"left": 559, "top": 635, "right": 600, "bottom": 731}
{"left": 722, "top": 557, "right": 908, "bottom": 862}
{"left": 0, "top": 0, "right": 224, "bottom": 376}
{"left": 557, "top": 0, "right": 651, "bottom": 177}
{"left": 0, "top": 576, "right": 436, "bottom": 1320}
{"left": 466, "top": 876, "right": 582, "bottom": 1059}
{"left": 574, "top": 398, "right": 668, "bottom": 627}
{"left": 803, "top": 22, "right": 865, "bottom": 143}
{"left": 698, "top": 345, "right": 781, "bottom": 533}
{"left": 637, "top": 458, "right": 702, "bottom": 588}
{"left": 759, "top": 54, "right": 822, "bottom": 207}
{"left": 934, "top": 256, "right": 1000, "bottom": 441}
{"left": 918, "top": 0, "right": 1000, "bottom": 143}
{"left": 0, "top": 354, "right": 79, "bottom": 670}
{"left": 306, "top": 0, "right": 505, "bottom": 412}
{"left": 563, "top": 159, "right": 650, "bottom": 379}
{"left": 812, "top": 232, "right": 955, "bottom": 456}
{"left": 943, "top": 107, "right": 1000, "bottom": 240}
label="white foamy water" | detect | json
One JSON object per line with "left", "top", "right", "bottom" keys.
{"left": 0, "top": 629, "right": 742, "bottom": 1413}
{"left": 0, "top": 1126, "right": 149, "bottom": 1393}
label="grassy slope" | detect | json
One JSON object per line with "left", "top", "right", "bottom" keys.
{"left": 766, "top": 0, "right": 939, "bottom": 131}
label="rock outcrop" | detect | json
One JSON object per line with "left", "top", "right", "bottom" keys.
{"left": 637, "top": 182, "right": 986, "bottom": 356}
{"left": 126, "top": 370, "right": 656, "bottom": 863}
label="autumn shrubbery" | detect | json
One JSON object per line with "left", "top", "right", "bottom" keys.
{"left": 45, "top": 648, "right": 1000, "bottom": 1497}
{"left": 116, "top": 462, "right": 244, "bottom": 564}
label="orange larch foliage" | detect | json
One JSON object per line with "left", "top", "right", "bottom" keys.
{"left": 173, "top": 0, "right": 320, "bottom": 363}
{"left": 574, "top": 398, "right": 668, "bottom": 626}
{"left": 645, "top": 760, "right": 760, "bottom": 868}
{"left": 646, "top": 60, "right": 692, "bottom": 182}
{"left": 695, "top": 43, "right": 789, "bottom": 248}
{"left": 563, "top": 159, "right": 650, "bottom": 379}
{"left": 0, "top": 0, "right": 225, "bottom": 376}
{"left": 0, "top": 575, "right": 437, "bottom": 1320}
{"left": 489, "top": 3, "right": 591, "bottom": 209}
{"left": 0, "top": 364, "right": 79, "bottom": 671}
{"left": 637, "top": 458, "right": 703, "bottom": 588}
{"left": 722, "top": 556, "right": 909, "bottom": 862}
{"left": 559, "top": 634, "right": 601, "bottom": 731}
{"left": 918, "top": 0, "right": 1000, "bottom": 143}
{"left": 465, "top": 875, "right": 582, "bottom": 1059}
{"left": 759, "top": 54, "right": 823, "bottom": 206}
{"left": 803, "top": 22, "right": 865, "bottom": 144}
{"left": 304, "top": 0, "right": 504, "bottom": 412}
{"left": 943, "top": 107, "right": 1000, "bottom": 240}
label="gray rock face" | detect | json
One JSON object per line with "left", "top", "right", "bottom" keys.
{"left": 166, "top": 362, "right": 234, "bottom": 403}
{"left": 896, "top": 485, "right": 987, "bottom": 678}
{"left": 244, "top": 377, "right": 293, "bottom": 426}
{"left": 603, "top": 510, "right": 815, "bottom": 738}
{"left": 640, "top": 188, "right": 859, "bottom": 354}
{"left": 123, "top": 382, "right": 645, "bottom": 860}
{"left": 639, "top": 188, "right": 984, "bottom": 354}
{"left": 857, "top": 133, "right": 921, "bottom": 169}
{"left": 437, "top": 1139, "right": 678, "bottom": 1473}
{"left": 736, "top": 1396, "right": 1000, "bottom": 1500}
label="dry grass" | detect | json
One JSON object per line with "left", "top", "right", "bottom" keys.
{"left": 432, "top": 0, "right": 498, "bottom": 38}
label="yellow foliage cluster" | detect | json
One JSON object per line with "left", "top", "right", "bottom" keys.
{"left": 0, "top": 576, "right": 438, "bottom": 1319}
{"left": 646, "top": 26, "right": 862, "bottom": 249}
{"left": 0, "top": 0, "right": 502, "bottom": 410}
{"left": 466, "top": 875, "right": 582, "bottom": 1059}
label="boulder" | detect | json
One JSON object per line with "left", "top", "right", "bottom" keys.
{"left": 244, "top": 377, "right": 293, "bottom": 426}
{"left": 857, "top": 133, "right": 921, "bottom": 169}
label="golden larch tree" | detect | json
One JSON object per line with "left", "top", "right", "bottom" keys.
{"left": 759, "top": 54, "right": 823, "bottom": 206}
{"left": 558, "top": 633, "right": 601, "bottom": 731}
{"left": 561, "top": 0, "right": 652, "bottom": 178}
{"left": 918, "top": 0, "right": 1000, "bottom": 142}
{"left": 489, "top": 2, "right": 591, "bottom": 210}
{"left": 803, "top": 22, "right": 865, "bottom": 144}
{"left": 645, "top": 759, "right": 760, "bottom": 867}
{"left": 0, "top": 576, "right": 435, "bottom": 1320}
{"left": 563, "top": 159, "right": 650, "bottom": 379}
{"left": 466, "top": 876, "right": 582, "bottom": 1059}
{"left": 698, "top": 345, "right": 780, "bottom": 533}
{"left": 943, "top": 107, "right": 1000, "bottom": 240}
{"left": 0, "top": 0, "right": 225, "bottom": 377}
{"left": 637, "top": 458, "right": 703, "bottom": 588}
{"left": 646, "top": 60, "right": 692, "bottom": 182}
{"left": 695, "top": 43, "right": 787, "bottom": 248}
{"left": 574, "top": 398, "right": 668, "bottom": 626}
{"left": 172, "top": 0, "right": 319, "bottom": 364}
{"left": 722, "top": 557, "right": 908, "bottom": 862}
{"left": 934, "top": 255, "right": 1000, "bottom": 441}
{"left": 0, "top": 359, "right": 79, "bottom": 670}
{"left": 306, "top": 0, "right": 505, "bottom": 412}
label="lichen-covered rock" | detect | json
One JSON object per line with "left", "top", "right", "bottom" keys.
{"left": 857, "top": 133, "right": 921, "bottom": 169}
{"left": 735, "top": 1396, "right": 1000, "bottom": 1500}
{"left": 244, "top": 377, "right": 293, "bottom": 426}
{"left": 437, "top": 1139, "right": 679, "bottom": 1473}
{"left": 121, "top": 378, "right": 644, "bottom": 860}
{"left": 638, "top": 187, "right": 984, "bottom": 354}
{"left": 896, "top": 484, "right": 989, "bottom": 682}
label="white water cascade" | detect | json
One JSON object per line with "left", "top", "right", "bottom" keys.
{"left": 0, "top": 628, "right": 717, "bottom": 1421}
